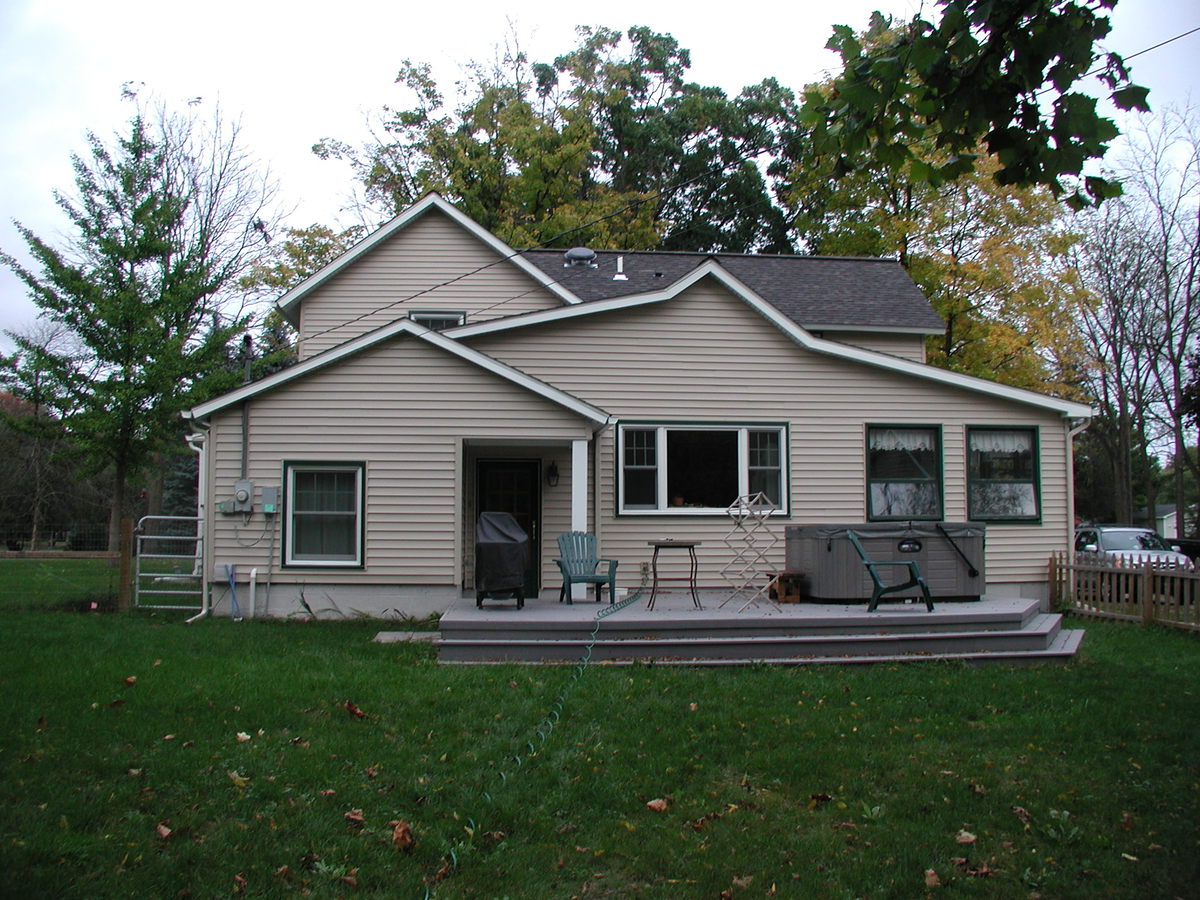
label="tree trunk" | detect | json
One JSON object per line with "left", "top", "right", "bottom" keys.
{"left": 108, "top": 460, "right": 127, "bottom": 553}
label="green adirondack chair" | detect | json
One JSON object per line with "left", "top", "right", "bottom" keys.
{"left": 845, "top": 530, "right": 934, "bottom": 612}
{"left": 555, "top": 532, "right": 619, "bottom": 604}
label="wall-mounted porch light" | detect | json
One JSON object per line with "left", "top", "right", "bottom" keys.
{"left": 546, "top": 461, "right": 560, "bottom": 487}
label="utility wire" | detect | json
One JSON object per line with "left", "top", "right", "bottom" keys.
{"left": 297, "top": 21, "right": 1199, "bottom": 349}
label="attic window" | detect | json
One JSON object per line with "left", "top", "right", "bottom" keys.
{"left": 409, "top": 311, "right": 465, "bottom": 331}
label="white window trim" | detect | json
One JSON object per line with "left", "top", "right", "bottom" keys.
{"left": 617, "top": 424, "right": 788, "bottom": 515}
{"left": 283, "top": 462, "right": 365, "bottom": 567}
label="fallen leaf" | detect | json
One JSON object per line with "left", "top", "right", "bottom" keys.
{"left": 233, "top": 872, "right": 247, "bottom": 894}
{"left": 339, "top": 868, "right": 358, "bottom": 886}
{"left": 1120, "top": 811, "right": 1133, "bottom": 831}
{"left": 155, "top": 821, "right": 172, "bottom": 841}
{"left": 1012, "top": 806, "right": 1032, "bottom": 826}
{"left": 689, "top": 702, "right": 698, "bottom": 711}
{"left": 153, "top": 659, "right": 162, "bottom": 667}
{"left": 236, "top": 732, "right": 252, "bottom": 742}
{"left": 646, "top": 798, "right": 669, "bottom": 812}
{"left": 364, "top": 766, "right": 378, "bottom": 779}
{"left": 127, "top": 768, "right": 142, "bottom": 776}
{"left": 344, "top": 701, "right": 367, "bottom": 719}
{"left": 124, "top": 676, "right": 137, "bottom": 686}
{"left": 732, "top": 875, "right": 754, "bottom": 889}
{"left": 163, "top": 734, "right": 176, "bottom": 741}
{"left": 388, "top": 820, "right": 415, "bottom": 851}
{"left": 320, "top": 789, "right": 337, "bottom": 797}
{"left": 924, "top": 868, "right": 941, "bottom": 887}
{"left": 36, "top": 716, "right": 47, "bottom": 732}
{"left": 227, "top": 770, "right": 250, "bottom": 787}
{"left": 1121, "top": 852, "right": 1139, "bottom": 862}
{"left": 274, "top": 865, "right": 292, "bottom": 881}
{"left": 107, "top": 699, "right": 125, "bottom": 708}
{"left": 344, "top": 808, "right": 365, "bottom": 825}
{"left": 955, "top": 829, "right": 977, "bottom": 844}
{"left": 969, "top": 782, "right": 986, "bottom": 795}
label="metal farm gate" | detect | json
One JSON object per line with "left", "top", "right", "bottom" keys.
{"left": 134, "top": 515, "right": 205, "bottom": 611}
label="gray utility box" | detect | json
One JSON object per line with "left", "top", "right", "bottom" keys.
{"left": 785, "top": 522, "right": 986, "bottom": 602}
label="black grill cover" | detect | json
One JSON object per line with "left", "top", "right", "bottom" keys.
{"left": 475, "top": 511, "right": 530, "bottom": 593}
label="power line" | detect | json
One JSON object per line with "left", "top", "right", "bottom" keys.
{"left": 297, "top": 21, "right": 1199, "bottom": 349}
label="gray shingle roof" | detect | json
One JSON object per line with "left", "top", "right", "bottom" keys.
{"left": 520, "top": 249, "right": 944, "bottom": 333}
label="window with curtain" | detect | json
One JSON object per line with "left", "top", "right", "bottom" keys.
{"left": 284, "top": 462, "right": 365, "bottom": 566}
{"left": 618, "top": 425, "right": 786, "bottom": 513}
{"left": 866, "top": 426, "right": 942, "bottom": 520}
{"left": 967, "top": 427, "right": 1039, "bottom": 521}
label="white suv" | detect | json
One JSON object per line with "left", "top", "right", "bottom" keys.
{"left": 1074, "top": 525, "right": 1193, "bottom": 569}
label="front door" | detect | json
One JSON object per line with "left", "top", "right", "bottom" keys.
{"left": 476, "top": 459, "right": 540, "bottom": 596}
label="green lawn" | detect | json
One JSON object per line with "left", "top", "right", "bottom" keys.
{"left": 1, "top": 607, "right": 1197, "bottom": 899}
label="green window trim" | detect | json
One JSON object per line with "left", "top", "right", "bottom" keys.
{"left": 282, "top": 461, "right": 366, "bottom": 568}
{"left": 617, "top": 423, "right": 788, "bottom": 515}
{"left": 967, "top": 426, "right": 1041, "bottom": 523}
{"left": 865, "top": 424, "right": 944, "bottom": 521}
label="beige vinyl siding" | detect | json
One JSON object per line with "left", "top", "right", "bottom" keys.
{"left": 206, "top": 334, "right": 594, "bottom": 586}
{"left": 821, "top": 330, "right": 929, "bottom": 363}
{"left": 468, "top": 277, "right": 1071, "bottom": 589}
{"left": 296, "top": 208, "right": 564, "bottom": 359}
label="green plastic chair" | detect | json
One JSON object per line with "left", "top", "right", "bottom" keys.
{"left": 554, "top": 532, "right": 619, "bottom": 604}
{"left": 845, "top": 530, "right": 934, "bottom": 612}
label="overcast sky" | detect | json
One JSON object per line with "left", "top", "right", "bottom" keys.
{"left": 1, "top": 0, "right": 1196, "bottom": 350}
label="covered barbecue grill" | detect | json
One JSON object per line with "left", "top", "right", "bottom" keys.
{"left": 475, "top": 511, "right": 530, "bottom": 608}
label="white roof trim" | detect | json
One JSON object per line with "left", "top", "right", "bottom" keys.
{"left": 275, "top": 193, "right": 581, "bottom": 325}
{"left": 185, "top": 319, "right": 610, "bottom": 425}
{"left": 452, "top": 260, "right": 1094, "bottom": 419}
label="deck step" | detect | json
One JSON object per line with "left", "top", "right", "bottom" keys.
{"left": 431, "top": 595, "right": 1082, "bottom": 666}
{"left": 437, "top": 615, "right": 1073, "bottom": 664}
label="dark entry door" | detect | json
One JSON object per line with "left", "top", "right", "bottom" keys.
{"left": 476, "top": 459, "right": 540, "bottom": 595}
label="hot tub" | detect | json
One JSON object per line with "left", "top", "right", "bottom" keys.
{"left": 785, "top": 522, "right": 986, "bottom": 602}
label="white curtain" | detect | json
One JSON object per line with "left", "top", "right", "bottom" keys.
{"left": 869, "top": 428, "right": 936, "bottom": 452}
{"left": 970, "top": 430, "right": 1032, "bottom": 454}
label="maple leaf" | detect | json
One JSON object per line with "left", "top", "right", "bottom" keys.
{"left": 388, "top": 820, "right": 415, "bottom": 851}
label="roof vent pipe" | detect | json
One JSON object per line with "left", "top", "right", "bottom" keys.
{"left": 563, "top": 246, "right": 598, "bottom": 268}
{"left": 613, "top": 256, "right": 628, "bottom": 281}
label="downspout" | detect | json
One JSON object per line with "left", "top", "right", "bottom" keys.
{"left": 185, "top": 426, "right": 211, "bottom": 623}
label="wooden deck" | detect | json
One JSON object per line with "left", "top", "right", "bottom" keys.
{"left": 428, "top": 590, "right": 1084, "bottom": 665}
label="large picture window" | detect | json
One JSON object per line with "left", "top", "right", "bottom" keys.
{"left": 618, "top": 425, "right": 786, "bottom": 514}
{"left": 967, "top": 427, "right": 1040, "bottom": 521}
{"left": 866, "top": 426, "right": 942, "bottom": 520}
{"left": 284, "top": 462, "right": 365, "bottom": 566}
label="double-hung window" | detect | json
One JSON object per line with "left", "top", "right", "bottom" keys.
{"left": 618, "top": 424, "right": 786, "bottom": 514}
{"left": 967, "top": 427, "right": 1040, "bottom": 521}
{"left": 284, "top": 462, "right": 365, "bottom": 566}
{"left": 866, "top": 426, "right": 942, "bottom": 520}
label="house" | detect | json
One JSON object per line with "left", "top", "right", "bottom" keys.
{"left": 184, "top": 193, "right": 1093, "bottom": 618}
